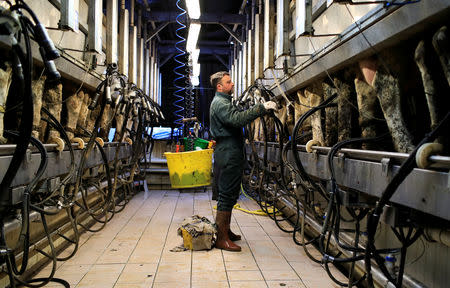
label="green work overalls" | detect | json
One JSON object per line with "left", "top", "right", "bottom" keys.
{"left": 209, "top": 92, "right": 267, "bottom": 211}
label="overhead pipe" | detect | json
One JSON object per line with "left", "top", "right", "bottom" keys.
{"left": 251, "top": 0, "right": 256, "bottom": 30}
{"left": 246, "top": 3, "right": 250, "bottom": 35}
{"left": 142, "top": 0, "right": 150, "bottom": 11}
{"left": 143, "top": 12, "right": 148, "bottom": 44}
{"left": 137, "top": 6, "right": 142, "bottom": 38}
{"left": 130, "top": 0, "right": 135, "bottom": 26}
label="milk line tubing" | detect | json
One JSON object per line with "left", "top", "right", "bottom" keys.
{"left": 239, "top": 77, "right": 447, "bottom": 287}
{"left": 0, "top": 2, "right": 164, "bottom": 286}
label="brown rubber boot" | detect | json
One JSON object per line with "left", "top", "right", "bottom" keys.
{"left": 227, "top": 212, "right": 241, "bottom": 241}
{"left": 229, "top": 230, "right": 241, "bottom": 241}
{"left": 215, "top": 211, "right": 241, "bottom": 252}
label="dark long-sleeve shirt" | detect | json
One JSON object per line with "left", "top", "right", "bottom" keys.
{"left": 210, "top": 92, "right": 266, "bottom": 147}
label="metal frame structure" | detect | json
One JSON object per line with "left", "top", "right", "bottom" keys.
{"left": 247, "top": 142, "right": 450, "bottom": 221}
{"left": 268, "top": 0, "right": 450, "bottom": 95}
{"left": 0, "top": 143, "right": 132, "bottom": 205}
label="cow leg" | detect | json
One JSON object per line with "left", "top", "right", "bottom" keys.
{"left": 124, "top": 117, "right": 134, "bottom": 144}
{"left": 305, "top": 85, "right": 324, "bottom": 152}
{"left": 334, "top": 77, "right": 354, "bottom": 142}
{"left": 286, "top": 105, "right": 295, "bottom": 136}
{"left": 42, "top": 81, "right": 64, "bottom": 151}
{"left": 266, "top": 115, "right": 276, "bottom": 142}
{"left": 373, "top": 70, "right": 414, "bottom": 153}
{"left": 0, "top": 62, "right": 12, "bottom": 144}
{"left": 114, "top": 113, "right": 125, "bottom": 142}
{"left": 31, "top": 75, "right": 46, "bottom": 140}
{"left": 99, "top": 104, "right": 114, "bottom": 141}
{"left": 354, "top": 78, "right": 379, "bottom": 150}
{"left": 76, "top": 93, "right": 90, "bottom": 135}
{"left": 415, "top": 38, "right": 446, "bottom": 164}
{"left": 322, "top": 82, "right": 338, "bottom": 147}
{"left": 432, "top": 26, "right": 450, "bottom": 86}
{"left": 253, "top": 117, "right": 261, "bottom": 141}
{"left": 415, "top": 40, "right": 439, "bottom": 130}
{"left": 294, "top": 100, "right": 302, "bottom": 124}
{"left": 296, "top": 90, "right": 312, "bottom": 144}
{"left": 66, "top": 90, "right": 84, "bottom": 140}
{"left": 275, "top": 104, "right": 287, "bottom": 142}
{"left": 84, "top": 105, "right": 101, "bottom": 143}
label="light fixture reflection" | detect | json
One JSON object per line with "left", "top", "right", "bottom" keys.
{"left": 186, "top": 23, "right": 201, "bottom": 53}
{"left": 186, "top": 0, "right": 201, "bottom": 19}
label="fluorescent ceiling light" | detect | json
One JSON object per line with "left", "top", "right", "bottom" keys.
{"left": 190, "top": 48, "right": 200, "bottom": 65}
{"left": 191, "top": 75, "right": 199, "bottom": 86}
{"left": 186, "top": 23, "right": 201, "bottom": 53}
{"left": 186, "top": 0, "right": 201, "bottom": 19}
{"left": 193, "top": 62, "right": 200, "bottom": 77}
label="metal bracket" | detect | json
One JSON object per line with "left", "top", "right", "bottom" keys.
{"left": 214, "top": 54, "right": 228, "bottom": 69}
{"left": 337, "top": 152, "right": 345, "bottom": 170}
{"left": 146, "top": 22, "right": 169, "bottom": 43}
{"left": 447, "top": 171, "right": 450, "bottom": 190}
{"left": 48, "top": 177, "right": 61, "bottom": 192}
{"left": 381, "top": 158, "right": 391, "bottom": 177}
{"left": 219, "top": 23, "right": 242, "bottom": 45}
{"left": 11, "top": 186, "right": 26, "bottom": 205}
{"left": 312, "top": 150, "right": 319, "bottom": 161}
{"left": 21, "top": 149, "right": 32, "bottom": 168}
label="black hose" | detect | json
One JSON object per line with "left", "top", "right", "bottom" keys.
{"left": 13, "top": 212, "right": 68, "bottom": 288}
{"left": 0, "top": 26, "right": 33, "bottom": 216}
{"left": 365, "top": 111, "right": 450, "bottom": 287}
{"left": 2, "top": 133, "right": 47, "bottom": 275}
{"left": 291, "top": 94, "right": 338, "bottom": 200}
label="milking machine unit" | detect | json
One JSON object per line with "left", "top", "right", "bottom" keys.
{"left": 0, "top": 2, "right": 164, "bottom": 287}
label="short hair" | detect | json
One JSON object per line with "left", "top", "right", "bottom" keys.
{"left": 210, "top": 71, "right": 230, "bottom": 91}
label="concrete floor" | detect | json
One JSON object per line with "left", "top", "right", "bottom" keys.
{"left": 36, "top": 188, "right": 346, "bottom": 287}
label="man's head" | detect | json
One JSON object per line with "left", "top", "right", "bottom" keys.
{"left": 210, "top": 71, "right": 234, "bottom": 95}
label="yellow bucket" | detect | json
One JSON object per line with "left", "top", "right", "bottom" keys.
{"left": 164, "top": 149, "right": 213, "bottom": 188}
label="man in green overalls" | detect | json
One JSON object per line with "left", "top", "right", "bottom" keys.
{"left": 209, "top": 71, "right": 277, "bottom": 251}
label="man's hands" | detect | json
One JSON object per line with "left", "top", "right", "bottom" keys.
{"left": 263, "top": 101, "right": 277, "bottom": 111}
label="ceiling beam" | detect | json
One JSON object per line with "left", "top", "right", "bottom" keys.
{"left": 228, "top": 0, "right": 247, "bottom": 42}
{"left": 146, "top": 22, "right": 169, "bottom": 43}
{"left": 159, "top": 53, "right": 176, "bottom": 67}
{"left": 145, "top": 12, "right": 246, "bottom": 25}
{"left": 159, "top": 40, "right": 231, "bottom": 46}
{"left": 219, "top": 23, "right": 242, "bottom": 45}
{"left": 214, "top": 54, "right": 228, "bottom": 69}
{"left": 158, "top": 45, "right": 231, "bottom": 55}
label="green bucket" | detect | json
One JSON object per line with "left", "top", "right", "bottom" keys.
{"left": 184, "top": 137, "right": 209, "bottom": 151}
